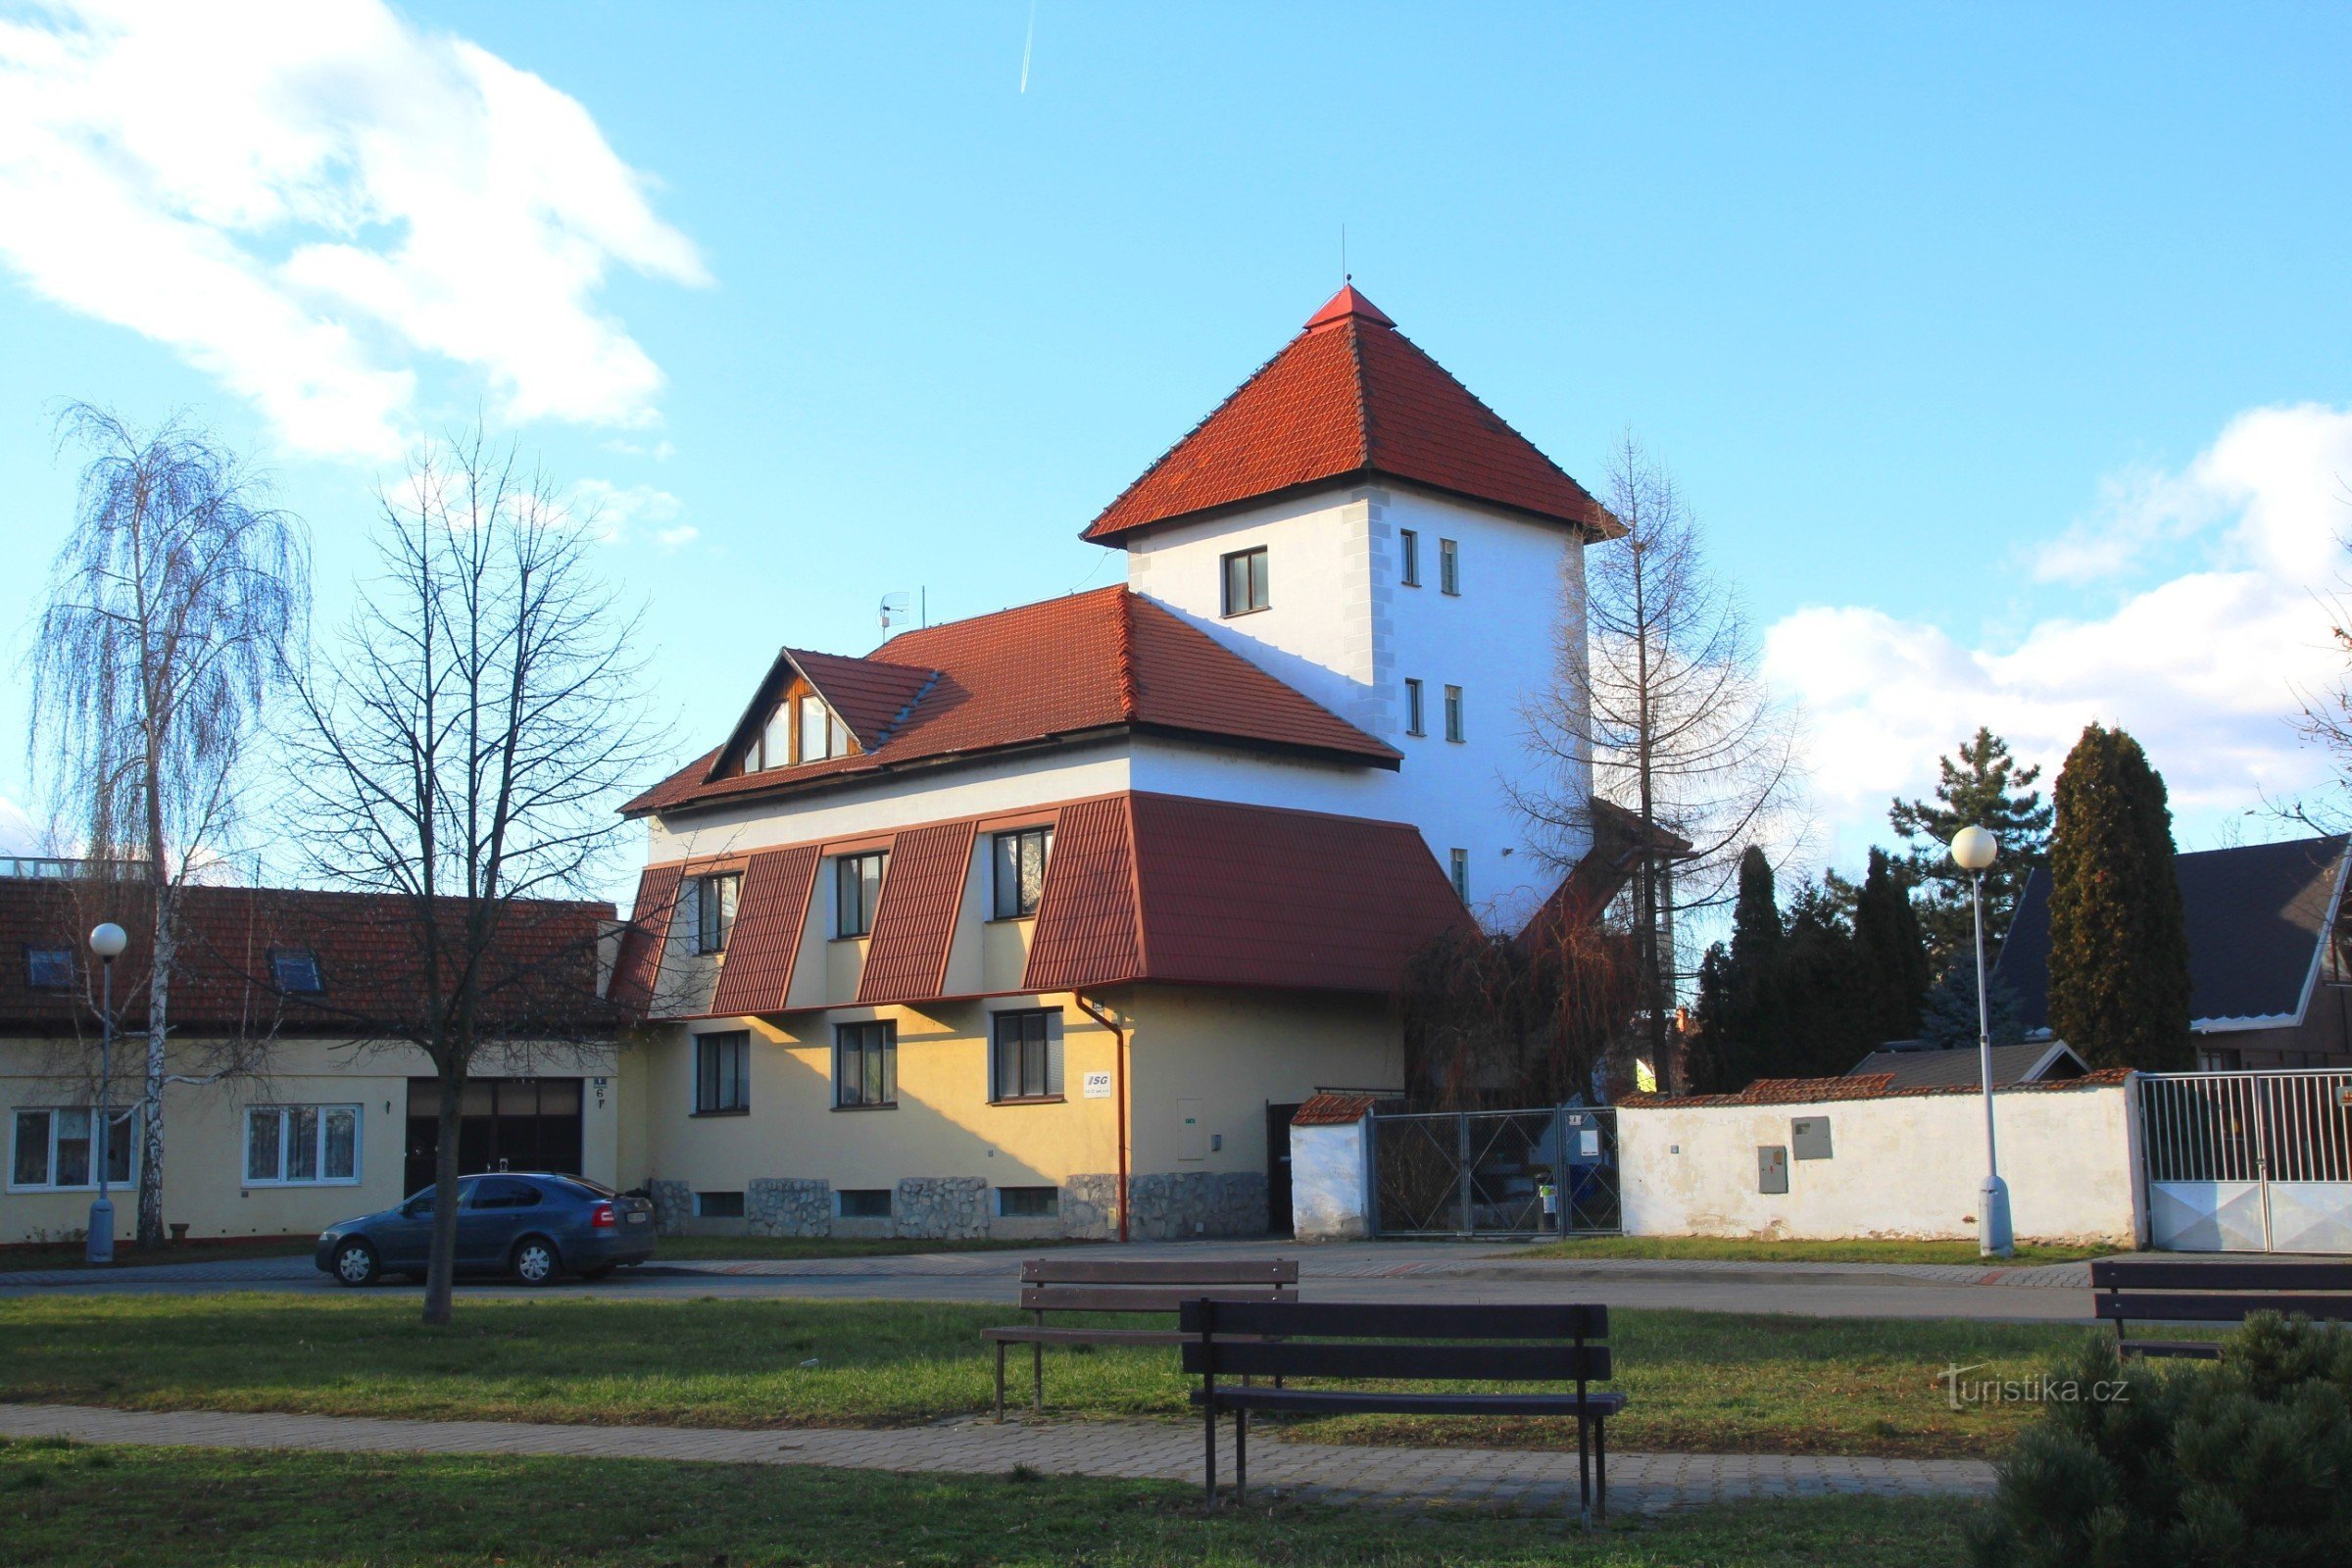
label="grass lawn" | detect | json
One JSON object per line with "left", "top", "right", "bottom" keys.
{"left": 0, "top": 1438, "right": 1980, "bottom": 1567}
{"left": 1506, "top": 1236, "right": 2122, "bottom": 1266}
{"left": 0, "top": 1292, "right": 2091, "bottom": 1458}
{"left": 0, "top": 1239, "right": 316, "bottom": 1274}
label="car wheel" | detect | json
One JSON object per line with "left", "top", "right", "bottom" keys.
{"left": 511, "top": 1236, "right": 562, "bottom": 1286}
{"left": 330, "top": 1238, "right": 379, "bottom": 1288}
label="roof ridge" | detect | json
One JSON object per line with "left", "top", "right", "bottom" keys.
{"left": 1344, "top": 317, "right": 1375, "bottom": 471}
{"left": 875, "top": 583, "right": 1128, "bottom": 655}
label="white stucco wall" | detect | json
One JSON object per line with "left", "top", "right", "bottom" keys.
{"left": 1618, "top": 1085, "right": 2145, "bottom": 1246}
{"left": 1125, "top": 482, "right": 1592, "bottom": 930}
{"left": 1289, "top": 1118, "right": 1373, "bottom": 1242}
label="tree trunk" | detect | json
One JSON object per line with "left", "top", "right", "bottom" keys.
{"left": 422, "top": 1068, "right": 466, "bottom": 1327}
{"left": 135, "top": 877, "right": 172, "bottom": 1248}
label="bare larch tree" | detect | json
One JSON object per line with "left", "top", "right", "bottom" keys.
{"left": 26, "top": 405, "right": 308, "bottom": 1247}
{"left": 1514, "top": 435, "right": 1804, "bottom": 1091}
{"left": 283, "top": 426, "right": 659, "bottom": 1326}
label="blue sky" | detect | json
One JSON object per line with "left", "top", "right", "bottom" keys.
{"left": 5, "top": 2, "right": 2351, "bottom": 886}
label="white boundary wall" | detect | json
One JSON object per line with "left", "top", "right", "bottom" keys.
{"left": 1290, "top": 1118, "right": 1374, "bottom": 1242}
{"left": 1619, "top": 1083, "right": 2146, "bottom": 1247}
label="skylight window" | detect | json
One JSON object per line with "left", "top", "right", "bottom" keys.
{"left": 270, "top": 949, "right": 324, "bottom": 994}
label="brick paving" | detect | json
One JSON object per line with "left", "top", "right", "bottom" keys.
{"left": 0, "top": 1402, "right": 1996, "bottom": 1515}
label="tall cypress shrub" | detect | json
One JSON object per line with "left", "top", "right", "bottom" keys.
{"left": 2045, "top": 723, "right": 2194, "bottom": 1070}
{"left": 1687, "top": 848, "right": 1785, "bottom": 1092}
{"left": 1852, "top": 847, "right": 1931, "bottom": 1043}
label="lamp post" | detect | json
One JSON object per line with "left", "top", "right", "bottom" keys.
{"left": 1948, "top": 827, "right": 2013, "bottom": 1258}
{"left": 85, "top": 921, "right": 127, "bottom": 1265}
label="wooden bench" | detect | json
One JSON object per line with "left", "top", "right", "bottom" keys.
{"left": 1181, "top": 1299, "right": 1625, "bottom": 1519}
{"left": 980, "top": 1257, "right": 1298, "bottom": 1422}
{"left": 2092, "top": 1256, "right": 2352, "bottom": 1358}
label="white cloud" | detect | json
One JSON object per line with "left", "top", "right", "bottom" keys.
{"left": 0, "top": 1, "right": 708, "bottom": 459}
{"left": 567, "top": 477, "right": 682, "bottom": 545}
{"left": 1770, "top": 404, "right": 2352, "bottom": 862}
{"left": 655, "top": 525, "right": 699, "bottom": 553}
{"left": 0, "top": 794, "right": 36, "bottom": 858}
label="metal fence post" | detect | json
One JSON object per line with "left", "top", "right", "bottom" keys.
{"left": 1457, "top": 1112, "right": 1472, "bottom": 1236}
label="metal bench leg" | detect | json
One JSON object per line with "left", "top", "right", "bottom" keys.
{"left": 1033, "top": 1341, "right": 1045, "bottom": 1414}
{"left": 1203, "top": 1401, "right": 1217, "bottom": 1502}
{"left": 1577, "top": 1409, "right": 1591, "bottom": 1522}
{"left": 1595, "top": 1416, "right": 1607, "bottom": 1523}
{"left": 994, "top": 1343, "right": 1006, "bottom": 1424}
{"left": 1236, "top": 1406, "right": 1248, "bottom": 1503}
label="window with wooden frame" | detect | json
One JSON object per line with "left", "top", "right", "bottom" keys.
{"left": 835, "top": 851, "right": 887, "bottom": 938}
{"left": 1404, "top": 678, "right": 1425, "bottom": 737}
{"left": 694, "top": 872, "right": 741, "bottom": 954}
{"left": 1444, "top": 684, "right": 1465, "bottom": 743}
{"left": 755, "top": 704, "right": 794, "bottom": 771}
{"left": 798, "top": 694, "right": 847, "bottom": 762}
{"left": 990, "top": 1009, "right": 1059, "bottom": 1102}
{"left": 834, "top": 1020, "right": 897, "bottom": 1107}
{"left": 991, "top": 826, "right": 1053, "bottom": 919}
{"left": 1399, "top": 528, "right": 1421, "bottom": 586}
{"left": 694, "top": 1031, "right": 750, "bottom": 1114}
{"left": 1439, "top": 537, "right": 1460, "bottom": 595}
{"left": 1220, "top": 546, "right": 1269, "bottom": 616}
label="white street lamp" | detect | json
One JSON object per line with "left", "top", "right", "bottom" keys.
{"left": 1948, "top": 828, "right": 2013, "bottom": 1258}
{"left": 86, "top": 921, "right": 127, "bottom": 1265}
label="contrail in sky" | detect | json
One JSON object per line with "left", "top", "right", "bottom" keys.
{"left": 1020, "top": 0, "right": 1036, "bottom": 92}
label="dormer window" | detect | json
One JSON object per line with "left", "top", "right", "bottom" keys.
{"left": 799, "top": 695, "right": 846, "bottom": 761}
{"left": 270, "top": 949, "right": 324, "bottom": 994}
{"left": 749, "top": 687, "right": 852, "bottom": 772}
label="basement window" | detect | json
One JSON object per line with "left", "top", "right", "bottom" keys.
{"left": 696, "top": 1191, "right": 745, "bottom": 1219}
{"left": 838, "top": 1188, "right": 892, "bottom": 1219}
{"left": 998, "top": 1187, "right": 1059, "bottom": 1218}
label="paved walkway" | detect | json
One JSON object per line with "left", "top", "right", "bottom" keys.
{"left": 0, "top": 1402, "right": 1997, "bottom": 1515}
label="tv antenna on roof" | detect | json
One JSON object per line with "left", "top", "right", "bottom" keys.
{"left": 880, "top": 588, "right": 927, "bottom": 630}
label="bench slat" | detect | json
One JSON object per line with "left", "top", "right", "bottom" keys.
{"left": 1020, "top": 1286, "right": 1294, "bottom": 1314}
{"left": 1193, "top": 1387, "right": 1629, "bottom": 1418}
{"left": 2093, "top": 1292, "right": 2352, "bottom": 1322}
{"left": 1182, "top": 1339, "right": 1611, "bottom": 1382}
{"left": 982, "top": 1326, "right": 1193, "bottom": 1346}
{"left": 2091, "top": 1259, "right": 2352, "bottom": 1291}
{"left": 1180, "top": 1299, "right": 1606, "bottom": 1340}
{"left": 1022, "top": 1258, "right": 1298, "bottom": 1286}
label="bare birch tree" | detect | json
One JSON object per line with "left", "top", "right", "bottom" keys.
{"left": 26, "top": 405, "right": 308, "bottom": 1247}
{"left": 1513, "top": 435, "right": 1804, "bottom": 1091}
{"left": 282, "top": 426, "right": 659, "bottom": 1326}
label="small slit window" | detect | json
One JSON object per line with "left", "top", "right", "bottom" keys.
{"left": 1399, "top": 528, "right": 1421, "bottom": 586}
{"left": 1439, "top": 537, "right": 1460, "bottom": 595}
{"left": 1404, "top": 678, "right": 1425, "bottom": 737}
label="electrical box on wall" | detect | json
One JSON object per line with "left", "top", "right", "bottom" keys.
{"left": 1758, "top": 1146, "right": 1789, "bottom": 1194}
{"left": 1791, "top": 1117, "right": 1833, "bottom": 1160}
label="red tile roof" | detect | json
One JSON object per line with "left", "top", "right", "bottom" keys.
{"left": 1023, "top": 793, "right": 1475, "bottom": 996}
{"left": 0, "top": 878, "right": 616, "bottom": 1038}
{"left": 1082, "top": 287, "right": 1620, "bottom": 544}
{"left": 1292, "top": 1091, "right": 1384, "bottom": 1127}
{"left": 857, "top": 821, "right": 976, "bottom": 1004}
{"left": 622, "top": 588, "right": 1397, "bottom": 818}
{"left": 1622, "top": 1066, "right": 2133, "bottom": 1109}
{"left": 609, "top": 862, "right": 682, "bottom": 1013}
{"left": 708, "top": 847, "right": 821, "bottom": 1016}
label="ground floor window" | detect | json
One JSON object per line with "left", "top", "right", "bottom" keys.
{"left": 838, "top": 1188, "right": 892, "bottom": 1218}
{"left": 244, "top": 1104, "right": 361, "bottom": 1186}
{"left": 990, "top": 1009, "right": 1059, "bottom": 1102}
{"left": 835, "top": 1021, "right": 897, "bottom": 1107}
{"left": 9, "top": 1106, "right": 134, "bottom": 1191}
{"left": 695, "top": 1031, "right": 750, "bottom": 1113}
{"left": 998, "top": 1186, "right": 1058, "bottom": 1218}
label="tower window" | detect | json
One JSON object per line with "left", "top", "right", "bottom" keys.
{"left": 1439, "top": 538, "right": 1460, "bottom": 595}
{"left": 1449, "top": 849, "right": 1469, "bottom": 902}
{"left": 1221, "top": 547, "right": 1269, "bottom": 616}
{"left": 1445, "top": 685, "right": 1465, "bottom": 743}
{"left": 1404, "top": 678, "right": 1425, "bottom": 737}
{"left": 1399, "top": 529, "right": 1421, "bottom": 586}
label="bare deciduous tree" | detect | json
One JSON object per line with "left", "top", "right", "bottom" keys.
{"left": 1513, "top": 435, "right": 1805, "bottom": 1091}
{"left": 26, "top": 405, "right": 308, "bottom": 1246}
{"left": 283, "top": 426, "right": 659, "bottom": 1326}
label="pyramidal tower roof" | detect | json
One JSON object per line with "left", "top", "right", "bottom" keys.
{"left": 1083, "top": 285, "right": 1619, "bottom": 544}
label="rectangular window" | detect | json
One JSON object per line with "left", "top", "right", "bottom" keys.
{"left": 1450, "top": 849, "right": 1470, "bottom": 902}
{"left": 1439, "top": 537, "right": 1460, "bottom": 595}
{"left": 998, "top": 1186, "right": 1059, "bottom": 1218}
{"left": 695, "top": 1030, "right": 751, "bottom": 1114}
{"left": 800, "top": 694, "right": 847, "bottom": 763}
{"left": 991, "top": 827, "right": 1054, "bottom": 919}
{"left": 24, "top": 947, "right": 72, "bottom": 991}
{"left": 696, "top": 1191, "right": 746, "bottom": 1219}
{"left": 836, "top": 852, "right": 887, "bottom": 938}
{"left": 269, "top": 948, "right": 323, "bottom": 994}
{"left": 991, "top": 1009, "right": 1059, "bottom": 1102}
{"left": 838, "top": 1188, "right": 893, "bottom": 1218}
{"left": 1220, "top": 546, "right": 1269, "bottom": 616}
{"left": 1445, "top": 684, "right": 1465, "bottom": 743}
{"left": 10, "top": 1107, "right": 134, "bottom": 1191}
{"left": 835, "top": 1020, "right": 897, "bottom": 1107}
{"left": 758, "top": 704, "right": 793, "bottom": 770}
{"left": 1399, "top": 528, "right": 1421, "bottom": 586}
{"left": 1404, "top": 678, "right": 1425, "bottom": 737}
{"left": 241, "top": 1104, "right": 360, "bottom": 1186}
{"left": 695, "top": 872, "right": 740, "bottom": 955}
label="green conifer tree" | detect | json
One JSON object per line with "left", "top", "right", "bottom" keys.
{"left": 1687, "top": 848, "right": 1784, "bottom": 1092}
{"left": 1889, "top": 728, "right": 2053, "bottom": 961}
{"left": 1852, "top": 847, "right": 1932, "bottom": 1044}
{"left": 2044, "top": 724, "right": 2194, "bottom": 1070}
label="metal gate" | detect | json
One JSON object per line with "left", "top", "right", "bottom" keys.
{"left": 2137, "top": 1071, "right": 2352, "bottom": 1252}
{"left": 1372, "top": 1106, "right": 1621, "bottom": 1238}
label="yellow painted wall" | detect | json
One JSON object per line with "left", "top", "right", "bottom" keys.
{"left": 1, "top": 1036, "right": 619, "bottom": 1245}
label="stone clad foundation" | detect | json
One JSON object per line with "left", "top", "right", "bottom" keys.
{"left": 645, "top": 1170, "right": 1270, "bottom": 1241}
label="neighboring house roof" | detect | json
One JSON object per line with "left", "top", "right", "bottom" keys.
{"left": 1845, "top": 1040, "right": 2088, "bottom": 1090}
{"left": 0, "top": 877, "right": 617, "bottom": 1038}
{"left": 623, "top": 587, "right": 1400, "bottom": 818}
{"left": 1624, "top": 1065, "right": 2132, "bottom": 1109}
{"left": 1081, "top": 286, "right": 1622, "bottom": 545}
{"left": 622, "top": 791, "right": 1474, "bottom": 1014}
{"left": 1995, "top": 834, "right": 2352, "bottom": 1034}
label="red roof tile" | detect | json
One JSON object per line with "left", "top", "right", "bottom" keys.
{"left": 708, "top": 847, "right": 820, "bottom": 1015}
{"left": 609, "top": 863, "right": 682, "bottom": 1014}
{"left": 1022, "top": 798, "right": 1143, "bottom": 993}
{"left": 1293, "top": 1091, "right": 1383, "bottom": 1127}
{"left": 1623, "top": 1066, "right": 2134, "bottom": 1109}
{"left": 857, "top": 821, "right": 975, "bottom": 1004}
{"left": 1082, "top": 287, "right": 1619, "bottom": 544}
{"left": 623, "top": 589, "right": 1397, "bottom": 818}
